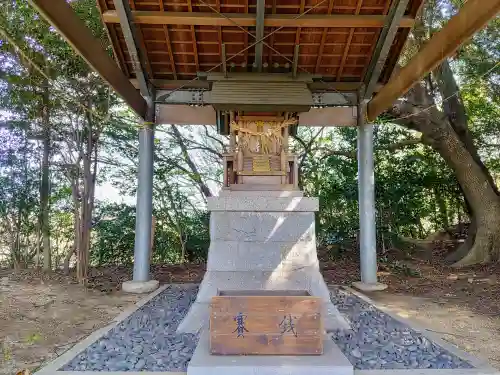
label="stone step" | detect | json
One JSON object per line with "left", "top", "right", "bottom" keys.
{"left": 188, "top": 332, "right": 353, "bottom": 375}
{"left": 207, "top": 197, "right": 318, "bottom": 212}
{"left": 228, "top": 183, "right": 297, "bottom": 191}
{"left": 219, "top": 189, "right": 303, "bottom": 197}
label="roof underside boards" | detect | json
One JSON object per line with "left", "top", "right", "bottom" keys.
{"left": 97, "top": 0, "right": 424, "bottom": 90}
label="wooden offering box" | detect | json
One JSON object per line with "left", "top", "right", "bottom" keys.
{"left": 210, "top": 291, "right": 323, "bottom": 355}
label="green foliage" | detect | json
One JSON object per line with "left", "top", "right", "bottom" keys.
{"left": 90, "top": 203, "right": 209, "bottom": 266}
{"left": 298, "top": 124, "right": 466, "bottom": 248}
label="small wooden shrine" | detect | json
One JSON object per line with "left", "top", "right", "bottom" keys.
{"left": 223, "top": 112, "right": 299, "bottom": 189}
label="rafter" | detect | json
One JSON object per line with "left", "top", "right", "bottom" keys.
{"left": 244, "top": 0, "right": 249, "bottom": 67}
{"left": 130, "top": 0, "right": 154, "bottom": 80}
{"left": 254, "top": 0, "right": 265, "bottom": 71}
{"left": 294, "top": 0, "right": 306, "bottom": 67}
{"left": 216, "top": 0, "right": 223, "bottom": 72}
{"left": 336, "top": 0, "right": 363, "bottom": 81}
{"left": 113, "top": 0, "right": 151, "bottom": 97}
{"left": 268, "top": 0, "right": 277, "bottom": 68}
{"left": 363, "top": 0, "right": 410, "bottom": 98}
{"left": 29, "top": 0, "right": 146, "bottom": 118}
{"left": 96, "top": 0, "right": 129, "bottom": 77}
{"left": 187, "top": 0, "right": 200, "bottom": 73}
{"left": 102, "top": 11, "right": 416, "bottom": 28}
{"left": 315, "top": 0, "right": 334, "bottom": 74}
{"left": 158, "top": 0, "right": 177, "bottom": 79}
{"left": 359, "top": 0, "right": 391, "bottom": 81}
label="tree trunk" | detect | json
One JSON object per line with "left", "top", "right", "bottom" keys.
{"left": 64, "top": 184, "right": 80, "bottom": 275}
{"left": 434, "top": 186, "right": 449, "bottom": 230}
{"left": 391, "top": 82, "right": 500, "bottom": 266}
{"left": 40, "top": 74, "right": 51, "bottom": 271}
{"left": 170, "top": 125, "right": 213, "bottom": 198}
{"left": 433, "top": 60, "right": 499, "bottom": 196}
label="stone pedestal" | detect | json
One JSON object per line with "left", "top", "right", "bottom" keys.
{"left": 177, "top": 191, "right": 349, "bottom": 333}
{"left": 188, "top": 332, "right": 353, "bottom": 375}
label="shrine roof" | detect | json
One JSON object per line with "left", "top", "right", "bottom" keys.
{"left": 96, "top": 0, "right": 424, "bottom": 91}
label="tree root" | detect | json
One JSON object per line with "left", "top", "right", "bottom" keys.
{"left": 446, "top": 221, "right": 476, "bottom": 264}
{"left": 452, "top": 226, "right": 500, "bottom": 267}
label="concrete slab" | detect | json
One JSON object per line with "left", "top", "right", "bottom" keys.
{"left": 188, "top": 332, "right": 354, "bottom": 375}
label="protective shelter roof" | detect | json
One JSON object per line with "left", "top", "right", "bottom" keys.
{"left": 97, "top": 0, "right": 424, "bottom": 89}
{"left": 30, "top": 0, "right": 500, "bottom": 120}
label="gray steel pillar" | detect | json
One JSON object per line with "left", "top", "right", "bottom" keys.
{"left": 357, "top": 112, "right": 378, "bottom": 285}
{"left": 132, "top": 120, "right": 154, "bottom": 282}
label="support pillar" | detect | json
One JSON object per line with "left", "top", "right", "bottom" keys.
{"left": 353, "top": 102, "right": 387, "bottom": 292}
{"left": 122, "top": 105, "right": 159, "bottom": 293}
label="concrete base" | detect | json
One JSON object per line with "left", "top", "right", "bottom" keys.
{"left": 188, "top": 332, "right": 353, "bottom": 375}
{"left": 122, "top": 280, "right": 159, "bottom": 294}
{"left": 178, "top": 191, "right": 350, "bottom": 334}
{"left": 352, "top": 281, "right": 388, "bottom": 292}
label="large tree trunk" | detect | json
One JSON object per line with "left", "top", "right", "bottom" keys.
{"left": 40, "top": 74, "right": 51, "bottom": 271}
{"left": 391, "top": 81, "right": 500, "bottom": 266}
{"left": 433, "top": 60, "right": 499, "bottom": 196}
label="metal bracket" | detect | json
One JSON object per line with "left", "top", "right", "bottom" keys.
{"left": 156, "top": 89, "right": 209, "bottom": 106}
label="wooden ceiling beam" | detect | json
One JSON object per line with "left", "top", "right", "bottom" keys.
{"left": 315, "top": 0, "right": 335, "bottom": 74}
{"left": 157, "top": 0, "right": 177, "bottom": 79}
{"left": 102, "top": 11, "right": 416, "bottom": 28}
{"left": 133, "top": 78, "right": 366, "bottom": 92}
{"left": 29, "top": 0, "right": 147, "bottom": 118}
{"left": 367, "top": 0, "right": 500, "bottom": 121}
{"left": 113, "top": 0, "right": 152, "bottom": 98}
{"left": 362, "top": 0, "right": 410, "bottom": 98}
{"left": 254, "top": 0, "right": 265, "bottom": 71}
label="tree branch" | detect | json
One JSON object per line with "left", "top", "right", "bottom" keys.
{"left": 319, "top": 137, "right": 423, "bottom": 159}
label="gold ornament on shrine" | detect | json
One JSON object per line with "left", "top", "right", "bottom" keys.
{"left": 230, "top": 118, "right": 296, "bottom": 155}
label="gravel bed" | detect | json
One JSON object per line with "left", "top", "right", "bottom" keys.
{"left": 61, "top": 285, "right": 200, "bottom": 372}
{"left": 61, "top": 284, "right": 473, "bottom": 371}
{"left": 330, "top": 288, "right": 473, "bottom": 370}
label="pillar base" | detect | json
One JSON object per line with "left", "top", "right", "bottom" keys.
{"left": 352, "top": 281, "right": 387, "bottom": 292}
{"left": 122, "top": 280, "right": 159, "bottom": 294}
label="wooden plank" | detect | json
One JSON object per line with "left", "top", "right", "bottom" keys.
{"left": 211, "top": 314, "right": 321, "bottom": 335}
{"left": 30, "top": 0, "right": 147, "bottom": 118}
{"left": 102, "top": 11, "right": 416, "bottom": 28}
{"left": 157, "top": 0, "right": 177, "bottom": 79}
{"left": 337, "top": 0, "right": 363, "bottom": 81}
{"left": 96, "top": 0, "right": 129, "bottom": 77}
{"left": 211, "top": 295, "right": 321, "bottom": 313}
{"left": 367, "top": 0, "right": 500, "bottom": 121}
{"left": 210, "top": 296, "right": 322, "bottom": 355}
{"left": 315, "top": 0, "right": 334, "bottom": 74}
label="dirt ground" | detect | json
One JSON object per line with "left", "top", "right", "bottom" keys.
{"left": 1, "top": 246, "right": 499, "bottom": 374}
{"left": 0, "top": 279, "right": 141, "bottom": 375}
